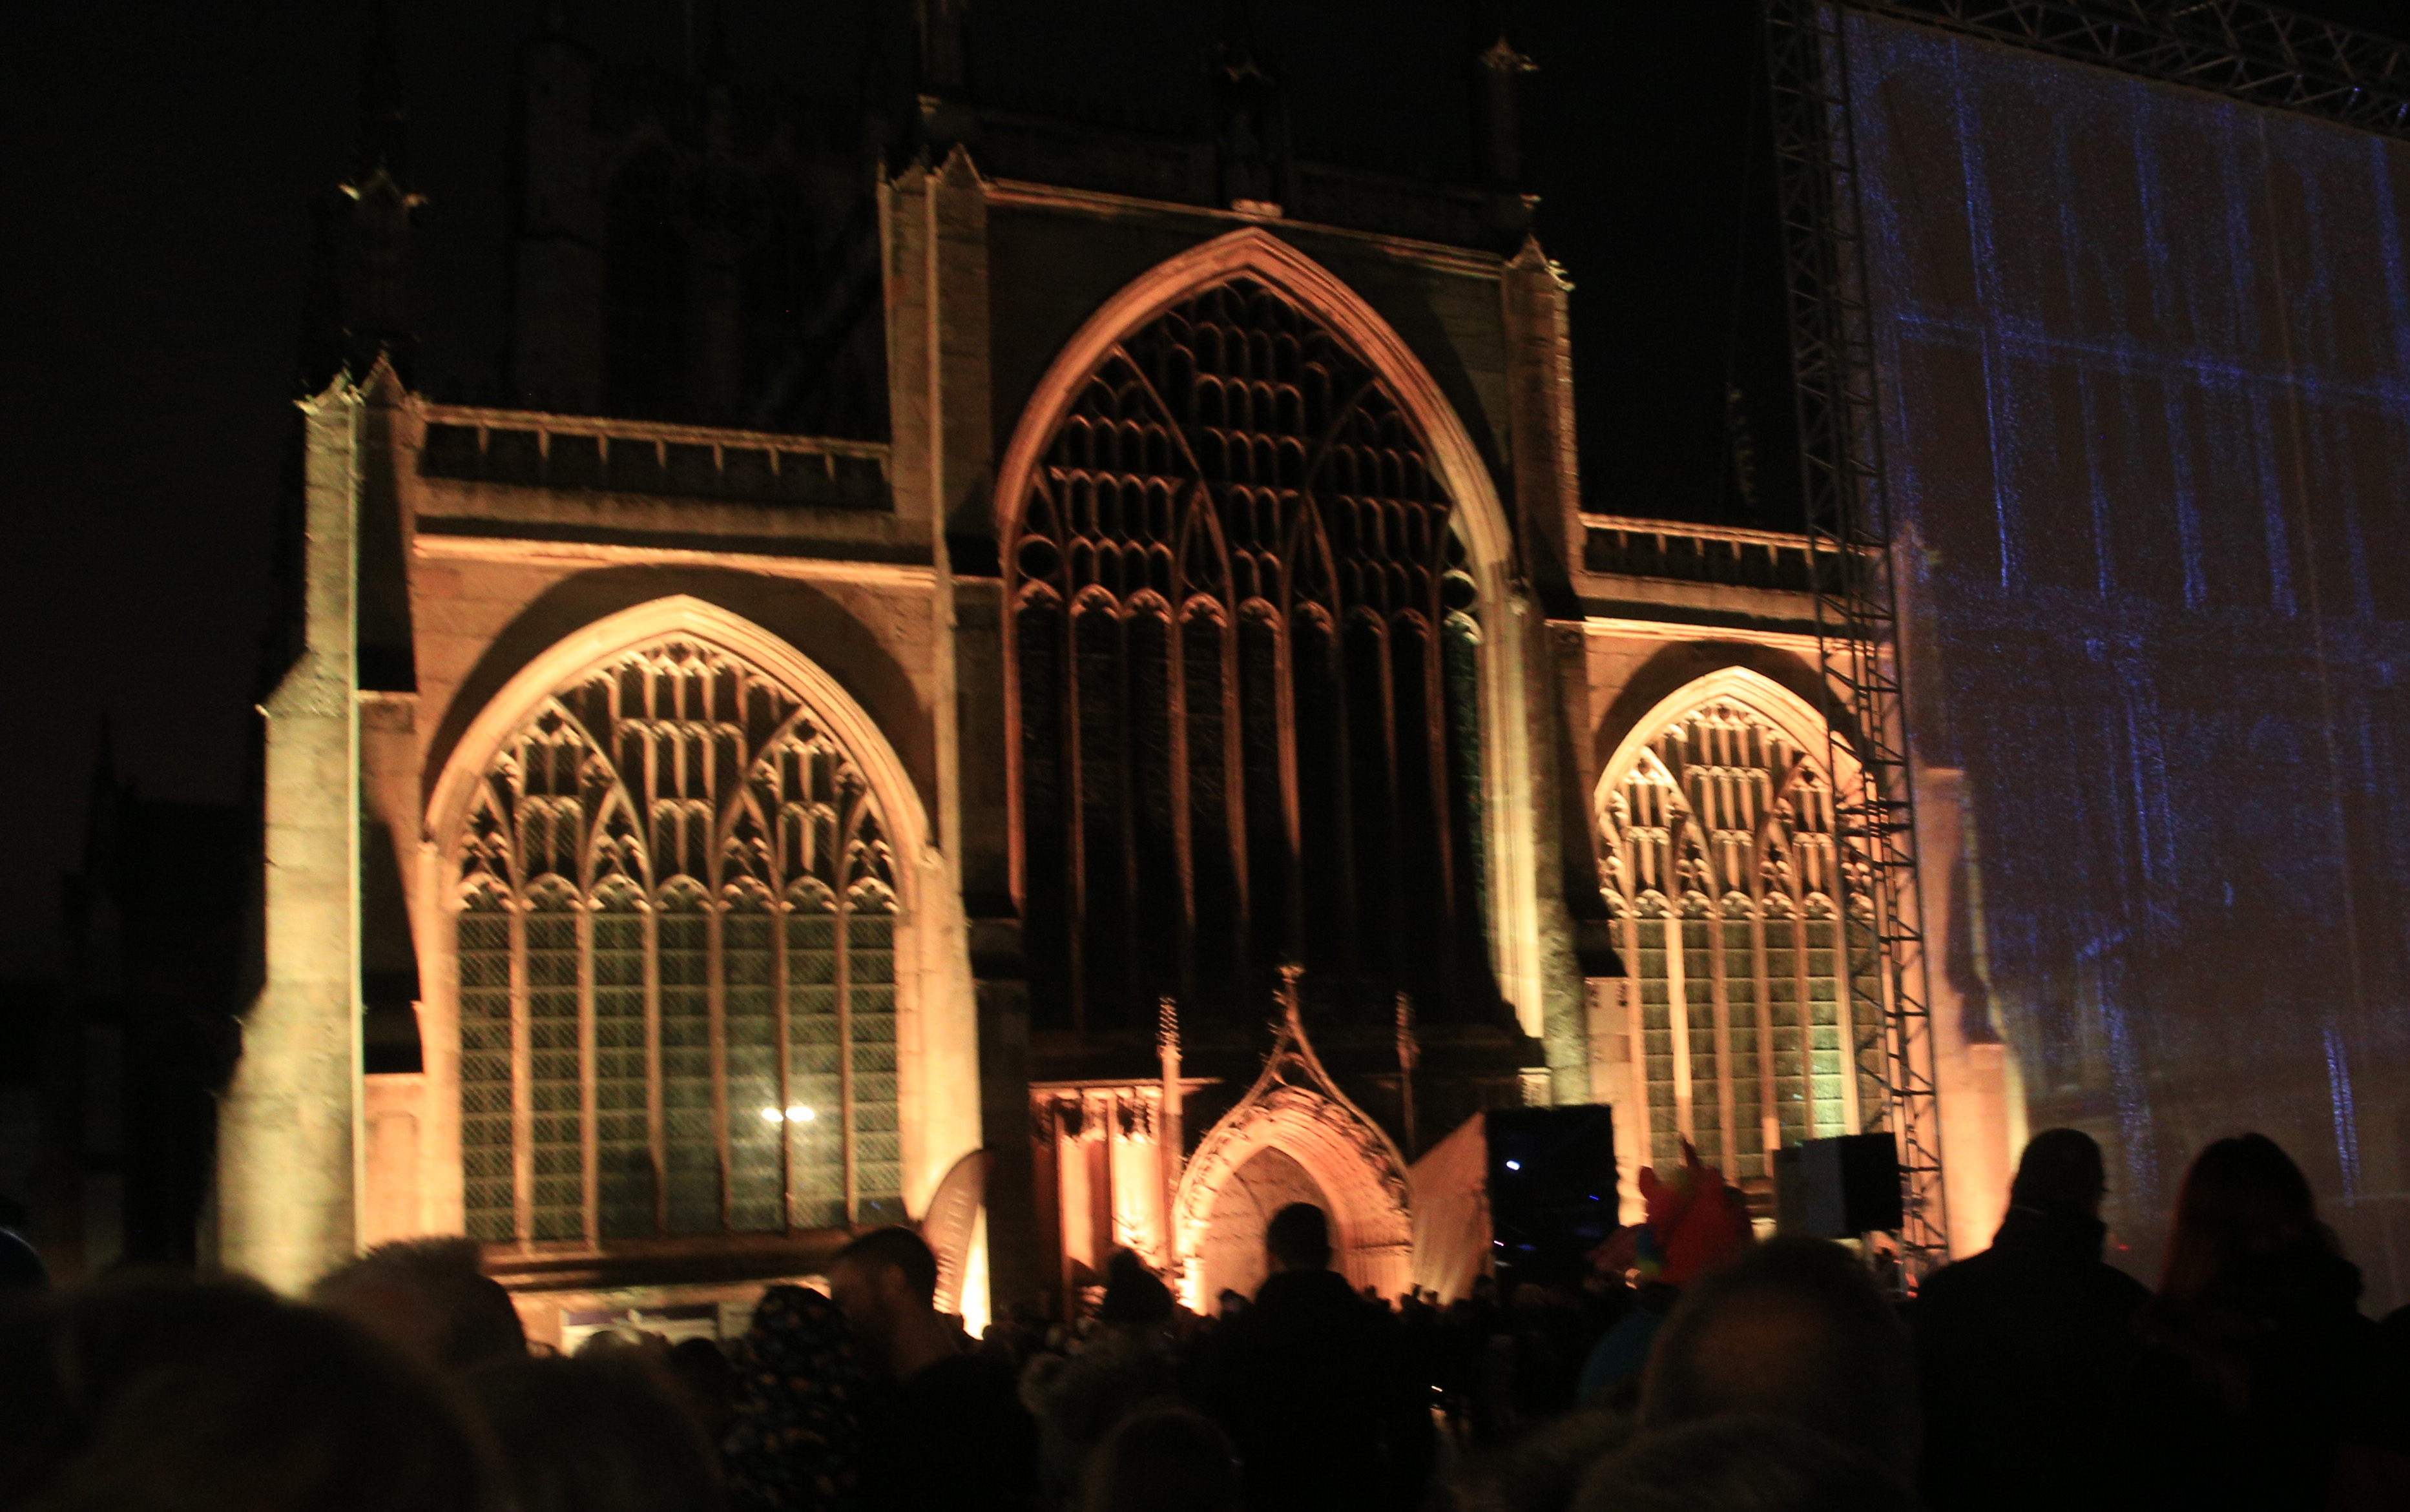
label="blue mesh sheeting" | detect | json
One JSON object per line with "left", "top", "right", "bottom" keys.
{"left": 1849, "top": 12, "right": 2410, "bottom": 1306}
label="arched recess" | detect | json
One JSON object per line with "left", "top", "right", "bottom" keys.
{"left": 413, "top": 596, "right": 976, "bottom": 1247}
{"left": 1595, "top": 667, "right": 1858, "bottom": 802}
{"left": 993, "top": 225, "right": 1543, "bottom": 1033}
{"left": 1168, "top": 992, "right": 1414, "bottom": 1307}
{"left": 1592, "top": 666, "right": 1883, "bottom": 1219}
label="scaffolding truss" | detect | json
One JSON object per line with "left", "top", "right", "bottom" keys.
{"left": 1853, "top": 0, "right": 2410, "bottom": 141}
{"left": 1763, "top": 0, "right": 1947, "bottom": 1286}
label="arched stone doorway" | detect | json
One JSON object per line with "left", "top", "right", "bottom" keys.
{"left": 1196, "top": 1146, "right": 1331, "bottom": 1312}
{"left": 1171, "top": 969, "right": 1414, "bottom": 1309}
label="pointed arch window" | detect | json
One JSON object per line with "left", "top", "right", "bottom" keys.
{"left": 452, "top": 638, "right": 905, "bottom": 1247}
{"left": 1007, "top": 276, "right": 1495, "bottom": 1031}
{"left": 1598, "top": 696, "right": 1885, "bottom": 1183}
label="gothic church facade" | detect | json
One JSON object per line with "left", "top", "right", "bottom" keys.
{"left": 220, "top": 10, "right": 2013, "bottom": 1340}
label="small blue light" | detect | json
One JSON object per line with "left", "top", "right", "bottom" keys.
{"left": 1504, "top": 1159, "right": 1521, "bottom": 1172}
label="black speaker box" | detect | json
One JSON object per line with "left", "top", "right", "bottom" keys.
{"left": 1774, "top": 1133, "right": 1902, "bottom": 1237}
{"left": 1484, "top": 1105, "right": 1617, "bottom": 1289}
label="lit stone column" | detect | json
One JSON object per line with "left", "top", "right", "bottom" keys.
{"left": 885, "top": 143, "right": 992, "bottom": 1273}
{"left": 218, "top": 376, "right": 368, "bottom": 1292}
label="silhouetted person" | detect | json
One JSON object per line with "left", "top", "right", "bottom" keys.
{"left": 1024, "top": 1249, "right": 1181, "bottom": 1506}
{"left": 1913, "top": 1128, "right": 2150, "bottom": 1511}
{"left": 309, "top": 1234, "right": 527, "bottom": 1377}
{"left": 1576, "top": 1141, "right": 1752, "bottom": 1406}
{"left": 1639, "top": 1235, "right": 1920, "bottom": 1480}
{"left": 2115, "top": 1134, "right": 2410, "bottom": 1510}
{"left": 1079, "top": 1405, "right": 1241, "bottom": 1512}
{"left": 829, "top": 1226, "right": 1038, "bottom": 1512}
{"left": 465, "top": 1352, "right": 723, "bottom": 1512}
{"left": 1198, "top": 1203, "right": 1433, "bottom": 1512}
{"left": 722, "top": 1284, "right": 869, "bottom": 1512}
{"left": 0, "top": 1274, "right": 487, "bottom": 1511}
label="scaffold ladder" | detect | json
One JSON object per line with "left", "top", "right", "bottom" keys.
{"left": 1763, "top": 0, "right": 1949, "bottom": 1288}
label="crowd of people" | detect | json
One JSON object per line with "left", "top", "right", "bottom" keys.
{"left": 2, "top": 1128, "right": 2406, "bottom": 1510}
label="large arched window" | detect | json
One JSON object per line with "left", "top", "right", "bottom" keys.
{"left": 1006, "top": 276, "right": 1493, "bottom": 1031}
{"left": 1597, "top": 688, "right": 1885, "bottom": 1185}
{"left": 453, "top": 637, "right": 903, "bottom": 1246}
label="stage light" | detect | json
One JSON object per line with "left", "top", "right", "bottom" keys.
{"left": 786, "top": 1105, "right": 816, "bottom": 1123}
{"left": 760, "top": 1106, "right": 784, "bottom": 1123}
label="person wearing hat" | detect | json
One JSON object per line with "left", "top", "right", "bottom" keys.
{"left": 1575, "top": 1141, "right": 1755, "bottom": 1406}
{"left": 1023, "top": 1250, "right": 1183, "bottom": 1508}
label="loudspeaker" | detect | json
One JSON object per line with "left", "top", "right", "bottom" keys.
{"left": 1774, "top": 1134, "right": 1902, "bottom": 1236}
{"left": 1484, "top": 1105, "right": 1617, "bottom": 1289}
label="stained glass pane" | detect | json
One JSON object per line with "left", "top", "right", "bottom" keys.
{"left": 1724, "top": 912, "right": 1765, "bottom": 1179}
{"left": 659, "top": 893, "right": 716, "bottom": 1234}
{"left": 594, "top": 895, "right": 652, "bottom": 1238}
{"left": 527, "top": 904, "right": 585, "bottom": 1241}
{"left": 725, "top": 904, "right": 780, "bottom": 1231}
{"left": 784, "top": 904, "right": 844, "bottom": 1228}
{"left": 849, "top": 910, "right": 903, "bottom": 1225}
{"left": 459, "top": 898, "right": 515, "bottom": 1243}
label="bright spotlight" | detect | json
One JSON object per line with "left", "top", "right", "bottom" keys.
{"left": 785, "top": 1105, "right": 816, "bottom": 1123}
{"left": 760, "top": 1106, "right": 785, "bottom": 1123}
{"left": 1504, "top": 1159, "right": 1521, "bottom": 1172}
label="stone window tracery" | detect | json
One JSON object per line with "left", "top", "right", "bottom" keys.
{"left": 1008, "top": 276, "right": 1493, "bottom": 1030}
{"left": 1599, "top": 696, "right": 1885, "bottom": 1181}
{"left": 453, "top": 637, "right": 902, "bottom": 1247}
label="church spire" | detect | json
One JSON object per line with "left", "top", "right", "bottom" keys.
{"left": 320, "top": 0, "right": 423, "bottom": 386}
{"left": 913, "top": 0, "right": 976, "bottom": 152}
{"left": 1470, "top": 9, "right": 1537, "bottom": 242}
{"left": 354, "top": 0, "right": 410, "bottom": 189}
{"left": 1209, "top": 0, "right": 1290, "bottom": 213}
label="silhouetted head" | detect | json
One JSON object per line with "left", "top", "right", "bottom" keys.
{"left": 1574, "top": 1416, "right": 1915, "bottom": 1512}
{"left": 1099, "top": 1249, "right": 1174, "bottom": 1327}
{"left": 1081, "top": 1405, "right": 1242, "bottom": 1512}
{"left": 1640, "top": 1236, "right": 1917, "bottom": 1474}
{"left": 829, "top": 1226, "right": 940, "bottom": 1349}
{"left": 2159, "top": 1133, "right": 2332, "bottom": 1307}
{"left": 309, "top": 1235, "right": 526, "bottom": 1377}
{"left": 2009, "top": 1128, "right": 2108, "bottom": 1219}
{"left": 0, "top": 1275, "right": 488, "bottom": 1511}
{"left": 1264, "top": 1203, "right": 1331, "bottom": 1272}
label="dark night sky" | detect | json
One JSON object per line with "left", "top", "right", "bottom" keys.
{"left": 1, "top": 1, "right": 2401, "bottom": 983}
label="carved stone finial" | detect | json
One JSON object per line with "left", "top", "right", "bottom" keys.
{"left": 1271, "top": 960, "right": 1305, "bottom": 1040}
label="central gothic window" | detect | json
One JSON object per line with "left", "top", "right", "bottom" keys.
{"left": 1007, "top": 277, "right": 1494, "bottom": 1031}
{"left": 452, "top": 638, "right": 904, "bottom": 1247}
{"left": 1597, "top": 694, "right": 1886, "bottom": 1183}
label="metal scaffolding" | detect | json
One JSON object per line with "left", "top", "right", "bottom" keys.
{"left": 1851, "top": 0, "right": 2410, "bottom": 141}
{"left": 1762, "top": 0, "right": 1947, "bottom": 1286}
